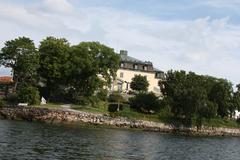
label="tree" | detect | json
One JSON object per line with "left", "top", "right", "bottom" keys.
{"left": 0, "top": 37, "right": 39, "bottom": 91}
{"left": 129, "top": 92, "right": 160, "bottom": 113}
{"left": 38, "top": 37, "right": 70, "bottom": 101}
{"left": 68, "top": 42, "right": 120, "bottom": 103}
{"left": 159, "top": 70, "right": 218, "bottom": 125}
{"left": 209, "top": 79, "right": 233, "bottom": 118}
{"left": 108, "top": 92, "right": 124, "bottom": 111}
{"left": 130, "top": 75, "right": 149, "bottom": 92}
{"left": 17, "top": 85, "right": 40, "bottom": 105}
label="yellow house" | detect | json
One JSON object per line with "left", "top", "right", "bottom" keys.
{"left": 111, "top": 50, "right": 165, "bottom": 95}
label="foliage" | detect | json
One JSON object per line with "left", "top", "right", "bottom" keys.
{"left": 67, "top": 42, "right": 120, "bottom": 101}
{"left": 130, "top": 75, "right": 149, "bottom": 92}
{"left": 38, "top": 37, "right": 70, "bottom": 101}
{"left": 96, "top": 89, "right": 108, "bottom": 101}
{"left": 129, "top": 92, "right": 161, "bottom": 113}
{"left": 159, "top": 70, "right": 232, "bottom": 125}
{"left": 108, "top": 92, "right": 125, "bottom": 112}
{"left": 17, "top": 85, "right": 40, "bottom": 105}
{"left": 0, "top": 37, "right": 39, "bottom": 91}
{"left": 0, "top": 99, "right": 4, "bottom": 107}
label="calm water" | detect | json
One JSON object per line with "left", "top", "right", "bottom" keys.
{"left": 0, "top": 120, "right": 240, "bottom": 160}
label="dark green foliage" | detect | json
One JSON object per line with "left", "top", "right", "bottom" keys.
{"left": 17, "top": 85, "right": 40, "bottom": 105}
{"left": 108, "top": 104, "right": 124, "bottom": 112}
{"left": 209, "top": 79, "right": 233, "bottom": 118}
{"left": 0, "top": 37, "right": 39, "bottom": 91}
{"left": 67, "top": 42, "right": 120, "bottom": 102}
{"left": 108, "top": 92, "right": 124, "bottom": 112}
{"left": 96, "top": 89, "right": 108, "bottom": 101}
{"left": 129, "top": 92, "right": 161, "bottom": 113}
{"left": 130, "top": 75, "right": 149, "bottom": 92}
{"left": 0, "top": 99, "right": 4, "bottom": 107}
{"left": 160, "top": 70, "right": 235, "bottom": 124}
{"left": 6, "top": 93, "right": 18, "bottom": 105}
{"left": 38, "top": 37, "right": 70, "bottom": 101}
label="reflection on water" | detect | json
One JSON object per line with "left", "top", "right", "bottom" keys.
{"left": 0, "top": 120, "right": 240, "bottom": 160}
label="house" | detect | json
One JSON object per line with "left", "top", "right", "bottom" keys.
{"left": 111, "top": 50, "right": 165, "bottom": 95}
{"left": 0, "top": 76, "right": 14, "bottom": 98}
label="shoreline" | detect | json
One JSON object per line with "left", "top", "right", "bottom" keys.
{"left": 1, "top": 106, "right": 240, "bottom": 137}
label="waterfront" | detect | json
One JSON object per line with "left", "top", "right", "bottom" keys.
{"left": 0, "top": 120, "right": 240, "bottom": 160}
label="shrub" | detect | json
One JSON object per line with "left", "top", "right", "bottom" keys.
{"left": 96, "top": 89, "right": 108, "bottom": 101}
{"left": 17, "top": 85, "right": 40, "bottom": 105}
{"left": 108, "top": 92, "right": 125, "bottom": 112}
{"left": 129, "top": 92, "right": 161, "bottom": 113}
{"left": 0, "top": 99, "right": 5, "bottom": 107}
{"left": 6, "top": 93, "right": 18, "bottom": 105}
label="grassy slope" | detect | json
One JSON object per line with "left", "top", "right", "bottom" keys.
{"left": 35, "top": 102, "right": 240, "bottom": 128}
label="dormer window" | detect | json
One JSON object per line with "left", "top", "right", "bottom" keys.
{"left": 134, "top": 64, "right": 138, "bottom": 70}
{"left": 143, "top": 66, "right": 148, "bottom": 71}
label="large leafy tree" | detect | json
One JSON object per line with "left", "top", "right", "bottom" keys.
{"left": 0, "top": 37, "right": 39, "bottom": 91}
{"left": 159, "top": 70, "right": 218, "bottom": 125}
{"left": 130, "top": 75, "right": 149, "bottom": 93}
{"left": 209, "top": 79, "right": 233, "bottom": 118}
{"left": 68, "top": 42, "right": 120, "bottom": 102}
{"left": 38, "top": 37, "right": 71, "bottom": 101}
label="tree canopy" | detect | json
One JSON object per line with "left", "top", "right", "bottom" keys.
{"left": 130, "top": 75, "right": 149, "bottom": 92}
{"left": 0, "top": 37, "right": 39, "bottom": 91}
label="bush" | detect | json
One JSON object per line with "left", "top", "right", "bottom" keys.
{"left": 17, "top": 85, "right": 40, "bottom": 105}
{"left": 129, "top": 92, "right": 161, "bottom": 113}
{"left": 108, "top": 92, "right": 125, "bottom": 112}
{"left": 96, "top": 89, "right": 108, "bottom": 101}
{"left": 108, "top": 92, "right": 124, "bottom": 103}
{"left": 6, "top": 93, "right": 18, "bottom": 105}
{"left": 0, "top": 99, "right": 5, "bottom": 107}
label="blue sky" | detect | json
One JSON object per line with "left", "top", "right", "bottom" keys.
{"left": 0, "top": 0, "right": 240, "bottom": 85}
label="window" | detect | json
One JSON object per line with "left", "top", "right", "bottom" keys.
{"left": 143, "top": 66, "right": 148, "bottom": 71}
{"left": 120, "top": 72, "right": 124, "bottom": 78}
{"left": 134, "top": 64, "right": 138, "bottom": 70}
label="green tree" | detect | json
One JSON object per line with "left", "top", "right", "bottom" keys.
{"left": 108, "top": 92, "right": 124, "bottom": 111}
{"left": 159, "top": 70, "right": 218, "bottom": 125}
{"left": 68, "top": 42, "right": 120, "bottom": 103}
{"left": 129, "top": 92, "right": 160, "bottom": 113}
{"left": 38, "top": 37, "right": 70, "bottom": 101}
{"left": 130, "top": 75, "right": 149, "bottom": 93}
{"left": 0, "top": 37, "right": 39, "bottom": 91}
{"left": 17, "top": 85, "right": 40, "bottom": 105}
{"left": 209, "top": 79, "right": 233, "bottom": 118}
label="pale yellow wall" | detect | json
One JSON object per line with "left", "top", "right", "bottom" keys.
{"left": 113, "top": 69, "right": 161, "bottom": 94}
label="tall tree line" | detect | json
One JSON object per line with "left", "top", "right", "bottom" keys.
{"left": 159, "top": 70, "right": 240, "bottom": 124}
{"left": 0, "top": 37, "right": 120, "bottom": 104}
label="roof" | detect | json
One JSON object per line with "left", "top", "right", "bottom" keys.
{"left": 120, "top": 52, "right": 152, "bottom": 65}
{"left": 0, "top": 76, "right": 13, "bottom": 84}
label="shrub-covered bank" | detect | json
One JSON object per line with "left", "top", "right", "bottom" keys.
{"left": 1, "top": 106, "right": 240, "bottom": 137}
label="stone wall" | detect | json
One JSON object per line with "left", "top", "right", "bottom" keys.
{"left": 1, "top": 106, "right": 240, "bottom": 136}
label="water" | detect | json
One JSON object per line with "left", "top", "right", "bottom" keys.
{"left": 0, "top": 120, "right": 240, "bottom": 160}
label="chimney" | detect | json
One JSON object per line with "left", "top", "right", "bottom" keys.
{"left": 120, "top": 50, "right": 128, "bottom": 56}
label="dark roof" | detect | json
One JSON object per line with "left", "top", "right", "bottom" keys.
{"left": 120, "top": 53, "right": 152, "bottom": 65}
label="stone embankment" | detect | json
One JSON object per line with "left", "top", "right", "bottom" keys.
{"left": 1, "top": 106, "right": 240, "bottom": 136}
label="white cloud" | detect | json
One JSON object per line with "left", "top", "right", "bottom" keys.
{"left": 0, "top": 1, "right": 240, "bottom": 85}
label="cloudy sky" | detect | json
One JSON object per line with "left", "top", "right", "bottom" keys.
{"left": 0, "top": 0, "right": 240, "bottom": 85}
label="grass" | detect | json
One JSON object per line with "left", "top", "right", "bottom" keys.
{"left": 34, "top": 103, "right": 63, "bottom": 109}
{"left": 34, "top": 101, "right": 240, "bottom": 128}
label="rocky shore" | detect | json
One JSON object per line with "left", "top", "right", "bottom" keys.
{"left": 1, "top": 106, "right": 240, "bottom": 136}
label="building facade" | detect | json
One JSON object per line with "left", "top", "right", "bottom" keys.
{"left": 111, "top": 50, "right": 165, "bottom": 95}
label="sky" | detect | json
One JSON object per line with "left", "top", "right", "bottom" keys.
{"left": 0, "top": 0, "right": 240, "bottom": 85}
